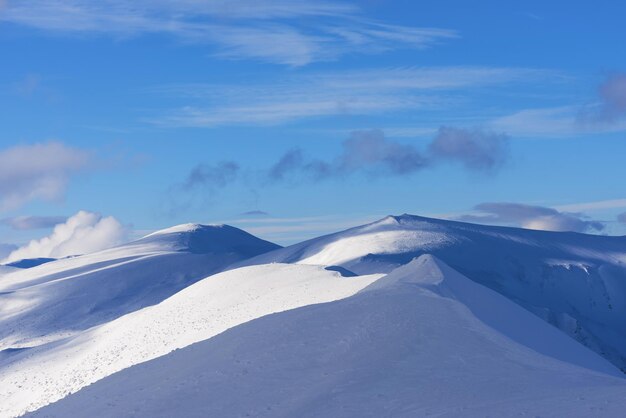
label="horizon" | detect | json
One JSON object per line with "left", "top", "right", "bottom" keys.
{"left": 2, "top": 0, "right": 626, "bottom": 260}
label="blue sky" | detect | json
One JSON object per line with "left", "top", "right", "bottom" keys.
{"left": 1, "top": 0, "right": 626, "bottom": 253}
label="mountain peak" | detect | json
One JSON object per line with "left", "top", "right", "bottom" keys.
{"left": 373, "top": 213, "right": 436, "bottom": 228}
{"left": 144, "top": 223, "right": 224, "bottom": 238}
{"left": 136, "top": 223, "right": 280, "bottom": 255}
{"left": 364, "top": 254, "right": 446, "bottom": 291}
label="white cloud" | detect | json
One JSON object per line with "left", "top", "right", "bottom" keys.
{"left": 210, "top": 25, "right": 328, "bottom": 67}
{"left": 1, "top": 1, "right": 456, "bottom": 66}
{"left": 2, "top": 211, "right": 127, "bottom": 263}
{"left": 0, "top": 142, "right": 90, "bottom": 211}
{"left": 457, "top": 202, "right": 604, "bottom": 233}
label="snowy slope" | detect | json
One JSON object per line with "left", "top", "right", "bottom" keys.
{"left": 0, "top": 264, "right": 381, "bottom": 417}
{"left": 0, "top": 265, "right": 19, "bottom": 277}
{"left": 0, "top": 224, "right": 279, "bottom": 350}
{"left": 30, "top": 256, "right": 626, "bottom": 418}
{"left": 244, "top": 214, "right": 626, "bottom": 371}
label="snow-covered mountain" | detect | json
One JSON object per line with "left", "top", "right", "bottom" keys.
{"left": 3, "top": 215, "right": 626, "bottom": 417}
{"left": 243, "top": 214, "right": 626, "bottom": 371}
{"left": 29, "top": 256, "right": 626, "bottom": 418}
{"left": 0, "top": 223, "right": 279, "bottom": 350}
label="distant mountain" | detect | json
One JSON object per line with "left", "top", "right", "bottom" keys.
{"left": 29, "top": 256, "right": 626, "bottom": 418}
{"left": 243, "top": 214, "right": 626, "bottom": 371}
{"left": 0, "top": 224, "right": 280, "bottom": 350}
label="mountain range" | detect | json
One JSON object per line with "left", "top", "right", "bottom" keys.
{"left": 2, "top": 215, "right": 626, "bottom": 417}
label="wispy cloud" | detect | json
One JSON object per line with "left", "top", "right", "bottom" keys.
{"left": 457, "top": 202, "right": 604, "bottom": 233}
{"left": 182, "top": 161, "right": 240, "bottom": 191}
{"left": 1, "top": 1, "right": 456, "bottom": 66}
{"left": 1, "top": 215, "right": 67, "bottom": 230}
{"left": 554, "top": 198, "right": 626, "bottom": 213}
{"left": 240, "top": 210, "right": 269, "bottom": 217}
{"left": 13, "top": 73, "right": 42, "bottom": 97}
{"left": 0, "top": 142, "right": 90, "bottom": 211}
{"left": 165, "top": 161, "right": 240, "bottom": 215}
{"left": 151, "top": 67, "right": 549, "bottom": 127}
{"left": 489, "top": 105, "right": 626, "bottom": 138}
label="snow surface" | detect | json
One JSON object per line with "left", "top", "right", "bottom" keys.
{"left": 0, "top": 264, "right": 381, "bottom": 417}
{"left": 0, "top": 265, "right": 19, "bottom": 277}
{"left": 30, "top": 256, "right": 626, "bottom": 418}
{"left": 0, "top": 224, "right": 279, "bottom": 350}
{"left": 243, "top": 214, "right": 626, "bottom": 371}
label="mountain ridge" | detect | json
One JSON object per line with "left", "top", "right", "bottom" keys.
{"left": 241, "top": 213, "right": 626, "bottom": 371}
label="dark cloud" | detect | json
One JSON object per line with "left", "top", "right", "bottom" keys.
{"left": 339, "top": 130, "right": 428, "bottom": 175}
{"left": 1, "top": 215, "right": 67, "bottom": 230}
{"left": 457, "top": 202, "right": 605, "bottom": 233}
{"left": 241, "top": 210, "right": 269, "bottom": 216}
{"left": 172, "top": 127, "right": 510, "bottom": 212}
{"left": 598, "top": 73, "right": 626, "bottom": 122}
{"left": 579, "top": 73, "right": 626, "bottom": 125}
{"left": 429, "top": 126, "right": 509, "bottom": 171}
{"left": 617, "top": 212, "right": 626, "bottom": 224}
{"left": 165, "top": 161, "right": 240, "bottom": 216}
{"left": 267, "top": 127, "right": 508, "bottom": 183}
{"left": 268, "top": 149, "right": 304, "bottom": 181}
{"left": 183, "top": 161, "right": 240, "bottom": 190}
{"left": 268, "top": 130, "right": 429, "bottom": 181}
